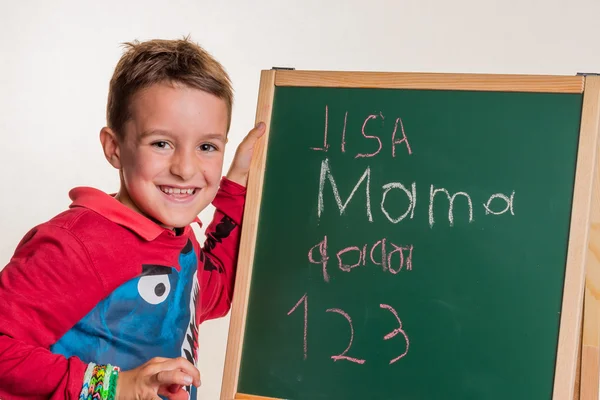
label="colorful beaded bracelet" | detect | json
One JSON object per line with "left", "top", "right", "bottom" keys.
{"left": 79, "top": 362, "right": 120, "bottom": 400}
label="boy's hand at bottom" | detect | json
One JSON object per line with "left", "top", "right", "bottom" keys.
{"left": 116, "top": 357, "right": 201, "bottom": 400}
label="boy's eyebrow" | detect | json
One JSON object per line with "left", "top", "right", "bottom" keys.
{"left": 139, "top": 129, "right": 169, "bottom": 139}
{"left": 139, "top": 129, "right": 226, "bottom": 141}
{"left": 198, "top": 132, "right": 227, "bottom": 141}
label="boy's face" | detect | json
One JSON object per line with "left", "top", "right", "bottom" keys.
{"left": 113, "top": 82, "right": 228, "bottom": 229}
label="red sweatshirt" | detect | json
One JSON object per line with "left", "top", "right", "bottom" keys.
{"left": 0, "top": 177, "right": 245, "bottom": 399}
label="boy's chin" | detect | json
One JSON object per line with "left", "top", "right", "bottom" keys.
{"left": 157, "top": 216, "right": 197, "bottom": 230}
{"left": 146, "top": 210, "right": 199, "bottom": 231}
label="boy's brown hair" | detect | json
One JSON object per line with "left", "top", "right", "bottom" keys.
{"left": 106, "top": 37, "right": 233, "bottom": 138}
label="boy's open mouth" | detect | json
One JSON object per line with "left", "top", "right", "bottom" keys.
{"left": 158, "top": 186, "right": 197, "bottom": 196}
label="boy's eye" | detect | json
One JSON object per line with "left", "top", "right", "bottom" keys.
{"left": 152, "top": 141, "right": 172, "bottom": 149}
{"left": 199, "top": 143, "right": 217, "bottom": 152}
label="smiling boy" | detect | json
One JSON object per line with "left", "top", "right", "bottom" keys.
{"left": 0, "top": 38, "right": 265, "bottom": 399}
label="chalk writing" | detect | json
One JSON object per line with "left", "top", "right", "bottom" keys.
{"left": 392, "top": 117, "right": 412, "bottom": 157}
{"left": 429, "top": 186, "right": 474, "bottom": 227}
{"left": 371, "top": 239, "right": 388, "bottom": 271}
{"left": 310, "top": 106, "right": 413, "bottom": 158}
{"left": 308, "top": 236, "right": 330, "bottom": 283}
{"left": 287, "top": 293, "right": 308, "bottom": 360}
{"left": 317, "top": 158, "right": 515, "bottom": 227}
{"left": 300, "top": 102, "right": 517, "bottom": 372}
{"left": 326, "top": 308, "right": 366, "bottom": 364}
{"left": 308, "top": 236, "right": 414, "bottom": 282}
{"left": 484, "top": 191, "right": 515, "bottom": 215}
{"left": 356, "top": 115, "right": 383, "bottom": 158}
{"left": 388, "top": 244, "right": 413, "bottom": 274}
{"left": 381, "top": 182, "right": 416, "bottom": 223}
{"left": 337, "top": 246, "right": 362, "bottom": 272}
{"left": 318, "top": 158, "right": 373, "bottom": 222}
{"left": 380, "top": 304, "right": 410, "bottom": 364}
{"left": 287, "top": 296, "right": 410, "bottom": 364}
{"left": 310, "top": 105, "right": 329, "bottom": 152}
{"left": 341, "top": 111, "right": 348, "bottom": 153}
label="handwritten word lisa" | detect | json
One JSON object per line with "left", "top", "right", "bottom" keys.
{"left": 287, "top": 294, "right": 409, "bottom": 365}
{"left": 310, "top": 106, "right": 412, "bottom": 158}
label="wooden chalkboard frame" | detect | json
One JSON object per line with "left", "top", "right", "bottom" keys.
{"left": 220, "top": 71, "right": 600, "bottom": 400}
{"left": 579, "top": 77, "right": 600, "bottom": 400}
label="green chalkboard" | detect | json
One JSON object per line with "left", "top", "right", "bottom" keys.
{"left": 237, "top": 85, "right": 584, "bottom": 399}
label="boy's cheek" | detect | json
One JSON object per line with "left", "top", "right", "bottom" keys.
{"left": 204, "top": 162, "right": 225, "bottom": 181}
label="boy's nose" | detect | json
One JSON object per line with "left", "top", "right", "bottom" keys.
{"left": 170, "top": 150, "right": 197, "bottom": 181}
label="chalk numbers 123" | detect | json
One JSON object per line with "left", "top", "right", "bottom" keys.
{"left": 287, "top": 293, "right": 410, "bottom": 365}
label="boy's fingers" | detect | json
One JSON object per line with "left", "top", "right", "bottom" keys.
{"left": 232, "top": 122, "right": 266, "bottom": 157}
{"left": 149, "top": 356, "right": 169, "bottom": 363}
{"left": 152, "top": 357, "right": 201, "bottom": 386}
{"left": 242, "top": 123, "right": 266, "bottom": 145}
{"left": 158, "top": 385, "right": 190, "bottom": 400}
{"left": 251, "top": 122, "right": 266, "bottom": 136}
{"left": 166, "top": 384, "right": 181, "bottom": 393}
{"left": 153, "top": 369, "right": 195, "bottom": 387}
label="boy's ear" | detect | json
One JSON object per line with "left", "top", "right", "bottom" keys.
{"left": 100, "top": 127, "right": 122, "bottom": 169}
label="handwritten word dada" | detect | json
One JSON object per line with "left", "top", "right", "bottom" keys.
{"left": 287, "top": 294, "right": 409, "bottom": 365}
{"left": 310, "top": 106, "right": 412, "bottom": 158}
{"left": 317, "top": 158, "right": 515, "bottom": 227}
{"left": 308, "top": 236, "right": 413, "bottom": 283}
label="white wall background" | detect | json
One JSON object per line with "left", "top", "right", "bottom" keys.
{"left": 1, "top": 0, "right": 599, "bottom": 398}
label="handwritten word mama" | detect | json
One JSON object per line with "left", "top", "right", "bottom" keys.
{"left": 317, "top": 158, "right": 515, "bottom": 227}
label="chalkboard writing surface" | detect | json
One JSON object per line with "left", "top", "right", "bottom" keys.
{"left": 221, "top": 72, "right": 600, "bottom": 400}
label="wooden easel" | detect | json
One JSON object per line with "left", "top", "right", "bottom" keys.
{"left": 221, "top": 71, "right": 600, "bottom": 400}
{"left": 580, "top": 76, "right": 600, "bottom": 399}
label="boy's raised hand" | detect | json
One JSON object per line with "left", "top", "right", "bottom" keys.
{"left": 116, "top": 357, "right": 201, "bottom": 400}
{"left": 226, "top": 122, "right": 266, "bottom": 187}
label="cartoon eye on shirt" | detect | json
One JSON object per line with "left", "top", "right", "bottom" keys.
{"left": 138, "top": 265, "right": 172, "bottom": 305}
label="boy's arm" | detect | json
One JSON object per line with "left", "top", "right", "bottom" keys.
{"left": 0, "top": 224, "right": 108, "bottom": 399}
{"left": 197, "top": 177, "right": 246, "bottom": 323}
{"left": 197, "top": 123, "right": 265, "bottom": 322}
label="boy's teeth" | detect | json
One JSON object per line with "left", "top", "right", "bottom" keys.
{"left": 161, "top": 187, "right": 194, "bottom": 195}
